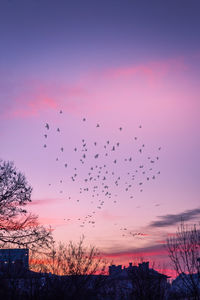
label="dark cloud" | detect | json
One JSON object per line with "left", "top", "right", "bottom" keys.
{"left": 150, "top": 208, "right": 200, "bottom": 228}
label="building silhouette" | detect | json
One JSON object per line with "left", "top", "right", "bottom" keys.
{"left": 0, "top": 248, "right": 29, "bottom": 276}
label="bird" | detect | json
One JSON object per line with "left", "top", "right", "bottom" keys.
{"left": 57, "top": 128, "right": 60, "bottom": 132}
{"left": 94, "top": 154, "right": 99, "bottom": 159}
{"left": 64, "top": 163, "right": 67, "bottom": 167}
{"left": 83, "top": 118, "right": 86, "bottom": 121}
{"left": 61, "top": 147, "right": 64, "bottom": 152}
{"left": 44, "top": 134, "right": 47, "bottom": 138}
{"left": 45, "top": 123, "right": 49, "bottom": 130}
{"left": 60, "top": 110, "right": 63, "bottom": 114}
{"left": 119, "top": 127, "right": 122, "bottom": 131}
{"left": 44, "top": 144, "right": 47, "bottom": 148}
{"left": 96, "top": 124, "right": 100, "bottom": 127}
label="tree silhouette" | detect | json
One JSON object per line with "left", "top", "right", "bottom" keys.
{"left": 0, "top": 159, "right": 52, "bottom": 250}
{"left": 30, "top": 236, "right": 109, "bottom": 300}
{"left": 167, "top": 222, "right": 200, "bottom": 299}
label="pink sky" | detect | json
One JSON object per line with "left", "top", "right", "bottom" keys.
{"left": 1, "top": 1, "right": 200, "bottom": 277}
{"left": 1, "top": 56, "right": 200, "bottom": 277}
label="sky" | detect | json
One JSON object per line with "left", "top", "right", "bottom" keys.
{"left": 0, "top": 0, "right": 200, "bottom": 276}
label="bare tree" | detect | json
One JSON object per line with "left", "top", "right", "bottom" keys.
{"left": 0, "top": 159, "right": 52, "bottom": 251}
{"left": 30, "top": 236, "right": 109, "bottom": 299}
{"left": 167, "top": 222, "right": 200, "bottom": 299}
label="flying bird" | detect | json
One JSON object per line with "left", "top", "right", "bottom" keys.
{"left": 45, "top": 123, "right": 49, "bottom": 130}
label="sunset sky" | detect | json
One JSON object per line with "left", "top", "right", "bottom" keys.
{"left": 1, "top": 0, "right": 200, "bottom": 275}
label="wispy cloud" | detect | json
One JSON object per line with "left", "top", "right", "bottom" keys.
{"left": 28, "top": 198, "right": 60, "bottom": 206}
{"left": 149, "top": 208, "right": 200, "bottom": 228}
{"left": 0, "top": 56, "right": 188, "bottom": 120}
{"left": 98, "top": 57, "right": 187, "bottom": 88}
{"left": 0, "top": 77, "right": 88, "bottom": 119}
{"left": 102, "top": 243, "right": 166, "bottom": 259}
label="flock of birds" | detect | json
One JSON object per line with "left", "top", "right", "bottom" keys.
{"left": 43, "top": 110, "right": 161, "bottom": 238}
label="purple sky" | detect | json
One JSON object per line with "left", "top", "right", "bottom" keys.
{"left": 1, "top": 0, "right": 200, "bottom": 274}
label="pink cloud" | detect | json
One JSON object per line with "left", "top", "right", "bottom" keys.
{"left": 11, "top": 97, "right": 58, "bottom": 118}
{"left": 104, "top": 58, "right": 186, "bottom": 78}
{"left": 38, "top": 216, "right": 65, "bottom": 226}
{"left": 1, "top": 55, "right": 190, "bottom": 122}
{"left": 28, "top": 198, "right": 59, "bottom": 206}
{"left": 1, "top": 77, "right": 88, "bottom": 119}
{"left": 102, "top": 244, "right": 167, "bottom": 259}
